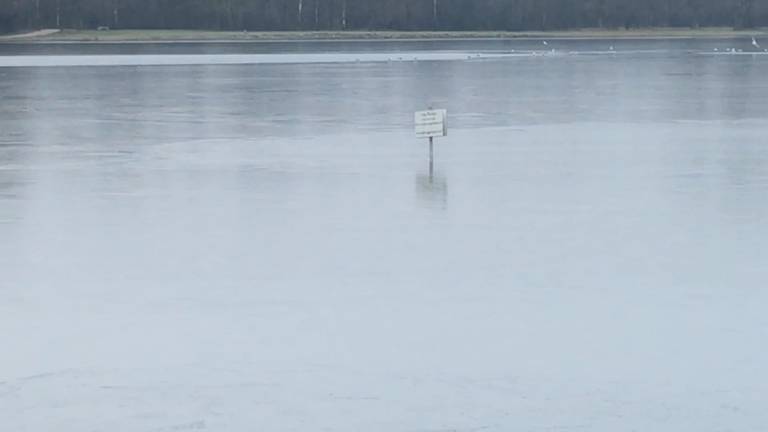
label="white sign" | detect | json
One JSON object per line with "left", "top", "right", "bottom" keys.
{"left": 415, "top": 109, "right": 447, "bottom": 139}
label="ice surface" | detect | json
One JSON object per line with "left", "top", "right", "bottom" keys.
{"left": 2, "top": 38, "right": 768, "bottom": 431}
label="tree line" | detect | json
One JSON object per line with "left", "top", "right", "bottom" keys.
{"left": 2, "top": 0, "right": 767, "bottom": 34}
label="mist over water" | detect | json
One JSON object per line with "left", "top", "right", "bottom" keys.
{"left": 2, "top": 38, "right": 768, "bottom": 431}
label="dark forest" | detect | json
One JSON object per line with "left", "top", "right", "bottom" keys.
{"left": 2, "top": 0, "right": 767, "bottom": 34}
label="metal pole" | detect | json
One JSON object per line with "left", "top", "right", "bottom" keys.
{"left": 429, "top": 136, "right": 434, "bottom": 177}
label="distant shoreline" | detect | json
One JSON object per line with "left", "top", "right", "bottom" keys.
{"left": 1, "top": 28, "right": 766, "bottom": 44}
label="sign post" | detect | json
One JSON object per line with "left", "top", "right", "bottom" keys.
{"left": 415, "top": 108, "right": 447, "bottom": 175}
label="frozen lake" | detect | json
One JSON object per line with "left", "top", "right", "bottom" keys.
{"left": 2, "top": 38, "right": 768, "bottom": 431}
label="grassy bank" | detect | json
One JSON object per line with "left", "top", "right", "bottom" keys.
{"left": 3, "top": 27, "right": 767, "bottom": 43}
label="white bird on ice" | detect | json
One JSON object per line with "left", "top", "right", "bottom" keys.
{"left": 543, "top": 40, "right": 548, "bottom": 46}
{"left": 752, "top": 36, "right": 761, "bottom": 49}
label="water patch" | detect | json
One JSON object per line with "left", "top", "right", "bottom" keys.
{"left": 699, "top": 51, "right": 768, "bottom": 56}
{"left": 0, "top": 52, "right": 518, "bottom": 68}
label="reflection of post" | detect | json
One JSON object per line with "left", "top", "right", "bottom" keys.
{"left": 429, "top": 136, "right": 434, "bottom": 177}
{"left": 415, "top": 169, "right": 448, "bottom": 209}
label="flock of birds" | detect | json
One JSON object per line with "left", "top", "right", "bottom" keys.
{"left": 355, "top": 35, "right": 765, "bottom": 63}
{"left": 712, "top": 36, "right": 765, "bottom": 53}
{"left": 539, "top": 36, "right": 766, "bottom": 55}
{"left": 539, "top": 39, "right": 615, "bottom": 55}
{"left": 534, "top": 36, "right": 768, "bottom": 55}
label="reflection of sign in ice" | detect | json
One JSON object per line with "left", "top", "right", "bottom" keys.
{"left": 415, "top": 109, "right": 447, "bottom": 139}
{"left": 416, "top": 174, "right": 448, "bottom": 207}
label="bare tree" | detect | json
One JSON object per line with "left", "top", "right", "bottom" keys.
{"left": 433, "top": 0, "right": 438, "bottom": 28}
{"left": 298, "top": 0, "right": 303, "bottom": 26}
{"left": 314, "top": 0, "right": 319, "bottom": 29}
{"left": 113, "top": 0, "right": 119, "bottom": 28}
